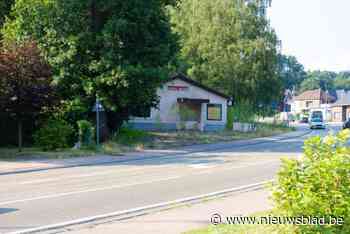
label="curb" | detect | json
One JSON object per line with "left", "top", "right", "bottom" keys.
{"left": 9, "top": 180, "right": 273, "bottom": 234}
{"left": 0, "top": 130, "right": 311, "bottom": 176}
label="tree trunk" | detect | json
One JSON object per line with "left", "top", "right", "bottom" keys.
{"left": 18, "top": 118, "right": 23, "bottom": 152}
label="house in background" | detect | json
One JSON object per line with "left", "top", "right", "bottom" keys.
{"left": 331, "top": 90, "right": 350, "bottom": 122}
{"left": 128, "top": 74, "right": 230, "bottom": 132}
{"left": 291, "top": 89, "right": 335, "bottom": 120}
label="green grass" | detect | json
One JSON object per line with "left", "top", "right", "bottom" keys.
{"left": 0, "top": 147, "right": 98, "bottom": 160}
{"left": 184, "top": 211, "right": 296, "bottom": 234}
{"left": 0, "top": 123, "right": 294, "bottom": 160}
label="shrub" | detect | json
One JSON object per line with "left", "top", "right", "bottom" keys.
{"left": 115, "top": 127, "right": 150, "bottom": 145}
{"left": 272, "top": 130, "right": 350, "bottom": 233}
{"left": 33, "top": 118, "right": 74, "bottom": 151}
{"left": 77, "top": 120, "right": 94, "bottom": 147}
{"left": 226, "top": 106, "right": 234, "bottom": 130}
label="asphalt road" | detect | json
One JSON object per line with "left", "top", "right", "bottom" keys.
{"left": 0, "top": 124, "right": 342, "bottom": 233}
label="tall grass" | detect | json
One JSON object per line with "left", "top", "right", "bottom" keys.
{"left": 113, "top": 127, "right": 151, "bottom": 145}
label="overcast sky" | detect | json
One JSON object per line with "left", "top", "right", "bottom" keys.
{"left": 268, "top": 0, "right": 350, "bottom": 72}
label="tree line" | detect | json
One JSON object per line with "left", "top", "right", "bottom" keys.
{"left": 277, "top": 54, "right": 350, "bottom": 94}
{"left": 299, "top": 71, "right": 350, "bottom": 93}
{"left": 0, "top": 0, "right": 282, "bottom": 148}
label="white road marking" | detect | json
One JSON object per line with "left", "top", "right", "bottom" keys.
{"left": 189, "top": 164, "right": 214, "bottom": 169}
{"left": 0, "top": 175, "right": 182, "bottom": 206}
{"left": 195, "top": 160, "right": 279, "bottom": 175}
{"left": 16, "top": 166, "right": 170, "bottom": 185}
{"left": 1, "top": 160, "right": 279, "bottom": 205}
{"left": 14, "top": 158, "right": 279, "bottom": 186}
{"left": 19, "top": 178, "right": 60, "bottom": 185}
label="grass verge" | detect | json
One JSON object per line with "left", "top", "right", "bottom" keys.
{"left": 0, "top": 147, "right": 98, "bottom": 160}
{"left": 116, "top": 123, "right": 295, "bottom": 150}
{"left": 0, "top": 123, "right": 294, "bottom": 160}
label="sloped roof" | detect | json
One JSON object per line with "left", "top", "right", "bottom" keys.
{"left": 295, "top": 89, "right": 335, "bottom": 102}
{"left": 332, "top": 90, "right": 350, "bottom": 106}
{"left": 295, "top": 89, "right": 322, "bottom": 101}
{"left": 169, "top": 73, "right": 230, "bottom": 99}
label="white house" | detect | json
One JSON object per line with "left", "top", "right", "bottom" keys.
{"left": 128, "top": 74, "right": 230, "bottom": 131}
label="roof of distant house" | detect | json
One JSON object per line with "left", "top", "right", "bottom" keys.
{"left": 169, "top": 73, "right": 230, "bottom": 99}
{"left": 294, "top": 89, "right": 335, "bottom": 102}
{"left": 332, "top": 90, "right": 350, "bottom": 106}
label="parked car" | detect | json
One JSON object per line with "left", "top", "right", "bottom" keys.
{"left": 343, "top": 119, "right": 350, "bottom": 129}
{"left": 309, "top": 117, "right": 326, "bottom": 129}
{"left": 300, "top": 117, "right": 309, "bottom": 123}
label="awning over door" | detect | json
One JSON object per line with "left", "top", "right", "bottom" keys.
{"left": 177, "top": 98, "right": 210, "bottom": 104}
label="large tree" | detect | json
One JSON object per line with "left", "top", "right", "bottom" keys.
{"left": 170, "top": 0, "right": 281, "bottom": 111}
{"left": 334, "top": 71, "right": 350, "bottom": 91}
{"left": 277, "top": 54, "right": 307, "bottom": 90}
{"left": 0, "top": 0, "right": 14, "bottom": 27}
{"left": 2, "top": 0, "right": 178, "bottom": 132}
{"left": 299, "top": 71, "right": 336, "bottom": 93}
{"left": 0, "top": 0, "right": 14, "bottom": 41}
{"left": 0, "top": 41, "right": 56, "bottom": 151}
{"left": 298, "top": 70, "right": 350, "bottom": 92}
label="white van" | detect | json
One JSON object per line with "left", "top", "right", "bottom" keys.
{"left": 309, "top": 111, "right": 326, "bottom": 129}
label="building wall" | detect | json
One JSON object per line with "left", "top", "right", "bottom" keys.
{"left": 317, "top": 104, "right": 332, "bottom": 122}
{"left": 129, "top": 78, "right": 228, "bottom": 131}
{"left": 292, "top": 100, "right": 322, "bottom": 115}
{"left": 331, "top": 106, "right": 343, "bottom": 122}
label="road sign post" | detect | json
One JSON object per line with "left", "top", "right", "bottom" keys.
{"left": 92, "top": 98, "right": 104, "bottom": 148}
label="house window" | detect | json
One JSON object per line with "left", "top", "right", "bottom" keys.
{"left": 306, "top": 101, "right": 313, "bottom": 108}
{"left": 207, "top": 104, "right": 222, "bottom": 121}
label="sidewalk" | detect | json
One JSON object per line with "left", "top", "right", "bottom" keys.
{"left": 0, "top": 129, "right": 309, "bottom": 175}
{"left": 66, "top": 189, "right": 272, "bottom": 234}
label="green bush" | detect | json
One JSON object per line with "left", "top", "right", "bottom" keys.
{"left": 226, "top": 106, "right": 234, "bottom": 130}
{"left": 77, "top": 120, "right": 94, "bottom": 147}
{"left": 115, "top": 127, "right": 150, "bottom": 145}
{"left": 272, "top": 130, "right": 350, "bottom": 233}
{"left": 33, "top": 118, "right": 74, "bottom": 151}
